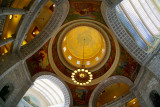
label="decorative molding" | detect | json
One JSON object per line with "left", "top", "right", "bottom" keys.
{"left": 48, "top": 19, "right": 120, "bottom": 86}
{"left": 56, "top": 21, "right": 111, "bottom": 72}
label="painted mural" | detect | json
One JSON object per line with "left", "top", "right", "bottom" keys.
{"left": 64, "top": 0, "right": 104, "bottom": 23}
{"left": 112, "top": 46, "right": 140, "bottom": 81}
{"left": 27, "top": 42, "right": 54, "bottom": 76}
{"left": 67, "top": 84, "right": 96, "bottom": 105}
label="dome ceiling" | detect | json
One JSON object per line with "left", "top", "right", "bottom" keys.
{"left": 26, "top": 0, "right": 141, "bottom": 106}
{"left": 48, "top": 19, "right": 119, "bottom": 86}
{"left": 56, "top": 20, "right": 111, "bottom": 72}
{"left": 62, "top": 26, "right": 106, "bottom": 68}
{"left": 65, "top": 26, "right": 103, "bottom": 59}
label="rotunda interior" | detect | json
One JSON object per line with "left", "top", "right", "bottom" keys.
{"left": 0, "top": 0, "right": 160, "bottom": 107}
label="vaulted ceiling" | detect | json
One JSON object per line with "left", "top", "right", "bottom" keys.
{"left": 0, "top": 0, "right": 148, "bottom": 106}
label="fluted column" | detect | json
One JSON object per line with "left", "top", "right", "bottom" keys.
{"left": 0, "top": 7, "right": 27, "bottom": 16}
{"left": 0, "top": 37, "right": 15, "bottom": 47}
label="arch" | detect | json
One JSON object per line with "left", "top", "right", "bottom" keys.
{"left": 20, "top": 0, "right": 70, "bottom": 60}
{"left": 89, "top": 76, "right": 133, "bottom": 107}
{"left": 150, "top": 90, "right": 160, "bottom": 107}
{"left": 31, "top": 72, "right": 73, "bottom": 107}
{"left": 101, "top": 1, "right": 148, "bottom": 64}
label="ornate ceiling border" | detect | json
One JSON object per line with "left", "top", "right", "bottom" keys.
{"left": 57, "top": 21, "right": 111, "bottom": 72}
{"left": 48, "top": 19, "right": 120, "bottom": 86}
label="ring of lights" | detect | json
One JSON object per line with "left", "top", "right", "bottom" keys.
{"left": 48, "top": 19, "right": 120, "bottom": 86}
{"left": 71, "top": 69, "right": 93, "bottom": 85}
{"left": 57, "top": 22, "right": 111, "bottom": 72}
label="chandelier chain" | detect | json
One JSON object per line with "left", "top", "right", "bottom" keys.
{"left": 82, "top": 38, "right": 85, "bottom": 68}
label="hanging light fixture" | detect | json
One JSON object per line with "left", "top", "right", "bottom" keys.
{"left": 71, "top": 39, "right": 93, "bottom": 85}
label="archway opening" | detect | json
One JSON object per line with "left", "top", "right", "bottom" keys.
{"left": 18, "top": 78, "right": 65, "bottom": 107}
{"left": 97, "top": 83, "right": 130, "bottom": 107}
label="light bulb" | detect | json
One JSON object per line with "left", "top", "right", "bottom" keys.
{"left": 72, "top": 73, "right": 75, "bottom": 75}
{"left": 85, "top": 70, "right": 88, "bottom": 72}
{"left": 9, "top": 15, "right": 13, "bottom": 19}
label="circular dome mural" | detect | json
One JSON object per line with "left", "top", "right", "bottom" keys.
{"left": 48, "top": 19, "right": 120, "bottom": 86}
{"left": 61, "top": 25, "right": 107, "bottom": 68}
{"left": 65, "top": 26, "right": 103, "bottom": 59}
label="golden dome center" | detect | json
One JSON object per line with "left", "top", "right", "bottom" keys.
{"left": 65, "top": 26, "right": 102, "bottom": 59}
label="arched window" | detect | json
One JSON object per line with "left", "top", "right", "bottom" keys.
{"left": 0, "top": 83, "right": 14, "bottom": 102}
{"left": 150, "top": 90, "right": 160, "bottom": 107}
{"left": 116, "top": 0, "right": 160, "bottom": 52}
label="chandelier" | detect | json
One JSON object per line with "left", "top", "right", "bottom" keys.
{"left": 71, "top": 39, "right": 93, "bottom": 85}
